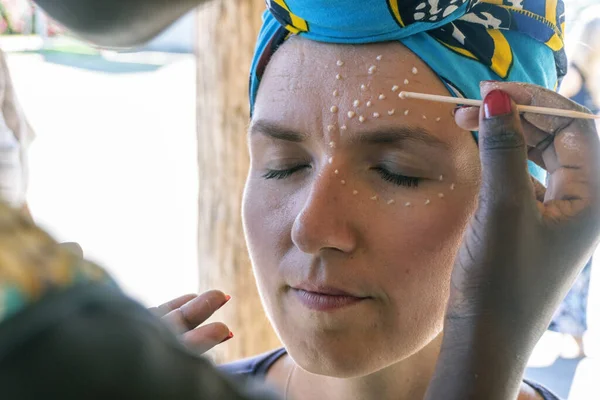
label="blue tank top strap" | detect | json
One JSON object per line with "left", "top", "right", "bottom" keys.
{"left": 220, "top": 348, "right": 287, "bottom": 378}
{"left": 523, "top": 379, "right": 561, "bottom": 400}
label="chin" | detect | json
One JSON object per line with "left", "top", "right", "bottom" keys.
{"left": 282, "top": 326, "right": 428, "bottom": 378}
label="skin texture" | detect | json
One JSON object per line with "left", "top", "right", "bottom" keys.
{"left": 243, "top": 38, "right": 481, "bottom": 399}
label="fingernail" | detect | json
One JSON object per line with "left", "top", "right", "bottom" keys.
{"left": 483, "top": 90, "right": 512, "bottom": 119}
{"left": 225, "top": 295, "right": 231, "bottom": 302}
{"left": 220, "top": 332, "right": 234, "bottom": 344}
{"left": 452, "top": 105, "right": 471, "bottom": 116}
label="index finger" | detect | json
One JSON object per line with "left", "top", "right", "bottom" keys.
{"left": 150, "top": 293, "right": 198, "bottom": 317}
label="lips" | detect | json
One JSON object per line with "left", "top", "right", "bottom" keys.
{"left": 291, "top": 283, "right": 368, "bottom": 311}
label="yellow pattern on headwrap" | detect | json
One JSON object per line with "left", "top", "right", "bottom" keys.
{"left": 273, "top": 0, "right": 308, "bottom": 34}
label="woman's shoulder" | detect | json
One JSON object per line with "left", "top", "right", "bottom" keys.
{"left": 219, "top": 348, "right": 287, "bottom": 378}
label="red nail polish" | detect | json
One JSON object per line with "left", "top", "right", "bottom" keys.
{"left": 225, "top": 295, "right": 231, "bottom": 302}
{"left": 483, "top": 90, "right": 512, "bottom": 118}
{"left": 220, "top": 332, "right": 234, "bottom": 344}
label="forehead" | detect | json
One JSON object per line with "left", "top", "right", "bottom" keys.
{"left": 253, "top": 37, "right": 456, "bottom": 138}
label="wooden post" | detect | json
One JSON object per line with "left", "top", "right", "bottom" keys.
{"left": 195, "top": 0, "right": 280, "bottom": 363}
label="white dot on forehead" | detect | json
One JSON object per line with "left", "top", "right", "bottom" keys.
{"left": 422, "top": 115, "right": 427, "bottom": 120}
{"left": 438, "top": 193, "right": 444, "bottom": 198}
{"left": 334, "top": 169, "right": 339, "bottom": 174}
{"left": 353, "top": 99, "right": 361, "bottom": 107}
{"left": 336, "top": 60, "right": 344, "bottom": 66}
{"left": 424, "top": 199, "right": 430, "bottom": 205}
{"left": 368, "top": 65, "right": 377, "bottom": 74}
{"left": 391, "top": 85, "right": 399, "bottom": 92}
{"left": 327, "top": 124, "right": 335, "bottom": 132}
{"left": 366, "top": 100, "right": 372, "bottom": 107}
{"left": 404, "top": 79, "right": 409, "bottom": 85}
{"left": 387, "top": 199, "right": 395, "bottom": 205}
{"left": 336, "top": 74, "right": 342, "bottom": 80}
{"left": 436, "top": 117, "right": 441, "bottom": 122}
{"left": 330, "top": 106, "right": 338, "bottom": 113}
{"left": 358, "top": 115, "right": 366, "bottom": 123}
{"left": 450, "top": 183, "right": 455, "bottom": 190}
{"left": 329, "top": 141, "right": 336, "bottom": 148}
{"left": 376, "top": 55, "right": 382, "bottom": 61}
{"left": 341, "top": 180, "right": 346, "bottom": 185}
{"left": 328, "top": 157, "right": 333, "bottom": 164}
{"left": 404, "top": 109, "right": 409, "bottom": 115}
{"left": 412, "top": 67, "right": 418, "bottom": 74}
{"left": 378, "top": 94, "right": 386, "bottom": 100}
{"left": 333, "top": 89, "right": 339, "bottom": 97}
{"left": 340, "top": 125, "right": 347, "bottom": 131}
{"left": 361, "top": 84, "right": 367, "bottom": 91}
{"left": 388, "top": 109, "right": 395, "bottom": 116}
{"left": 353, "top": 190, "right": 358, "bottom": 195}
{"left": 439, "top": 175, "right": 444, "bottom": 181}
{"left": 348, "top": 111, "right": 356, "bottom": 118}
{"left": 373, "top": 112, "right": 380, "bottom": 118}
{"left": 404, "top": 202, "right": 411, "bottom": 207}
{"left": 371, "top": 195, "right": 378, "bottom": 200}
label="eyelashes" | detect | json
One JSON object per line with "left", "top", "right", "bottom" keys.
{"left": 262, "top": 165, "right": 310, "bottom": 180}
{"left": 372, "top": 166, "right": 420, "bottom": 188}
{"left": 263, "top": 164, "right": 421, "bottom": 188}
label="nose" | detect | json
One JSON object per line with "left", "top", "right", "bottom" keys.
{"left": 291, "top": 168, "right": 358, "bottom": 255}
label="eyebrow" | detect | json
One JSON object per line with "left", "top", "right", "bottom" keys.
{"left": 250, "top": 119, "right": 446, "bottom": 148}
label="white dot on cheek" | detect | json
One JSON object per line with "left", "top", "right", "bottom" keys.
{"left": 340, "top": 125, "right": 347, "bottom": 131}
{"left": 376, "top": 55, "right": 383, "bottom": 61}
{"left": 358, "top": 115, "right": 365, "bottom": 123}
{"left": 328, "top": 157, "right": 333, "bottom": 164}
{"left": 366, "top": 100, "right": 373, "bottom": 107}
{"left": 353, "top": 99, "right": 361, "bottom": 107}
{"left": 404, "top": 109, "right": 409, "bottom": 116}
{"left": 327, "top": 125, "right": 335, "bottom": 132}
{"left": 341, "top": 180, "right": 346, "bottom": 185}
{"left": 330, "top": 106, "right": 338, "bottom": 113}
{"left": 392, "top": 85, "right": 399, "bottom": 92}
{"left": 424, "top": 199, "right": 430, "bottom": 205}
{"left": 348, "top": 111, "right": 356, "bottom": 118}
{"left": 361, "top": 84, "right": 367, "bottom": 91}
{"left": 387, "top": 199, "right": 395, "bottom": 205}
{"left": 404, "top": 202, "right": 411, "bottom": 207}
{"left": 334, "top": 169, "right": 339, "bottom": 174}
{"left": 329, "top": 141, "right": 336, "bottom": 148}
{"left": 373, "top": 112, "right": 380, "bottom": 118}
{"left": 436, "top": 117, "right": 441, "bottom": 122}
{"left": 450, "top": 183, "right": 455, "bottom": 190}
{"left": 336, "top": 60, "right": 344, "bottom": 66}
{"left": 371, "top": 195, "right": 378, "bottom": 201}
{"left": 353, "top": 190, "right": 358, "bottom": 195}
{"left": 333, "top": 89, "right": 339, "bottom": 97}
{"left": 439, "top": 175, "right": 444, "bottom": 181}
{"left": 368, "top": 65, "right": 377, "bottom": 74}
{"left": 378, "top": 94, "right": 386, "bottom": 100}
{"left": 404, "top": 79, "right": 409, "bottom": 85}
{"left": 438, "top": 193, "right": 444, "bottom": 198}
{"left": 412, "top": 67, "right": 418, "bottom": 75}
{"left": 388, "top": 109, "right": 395, "bottom": 116}
{"left": 336, "top": 74, "right": 342, "bottom": 80}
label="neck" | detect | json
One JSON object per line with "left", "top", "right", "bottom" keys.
{"left": 289, "top": 334, "right": 442, "bottom": 400}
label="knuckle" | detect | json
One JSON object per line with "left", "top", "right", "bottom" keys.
{"left": 481, "top": 129, "right": 525, "bottom": 151}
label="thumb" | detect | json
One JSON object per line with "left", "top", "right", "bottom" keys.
{"left": 478, "top": 89, "right": 534, "bottom": 205}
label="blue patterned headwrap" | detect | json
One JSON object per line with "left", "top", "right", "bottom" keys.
{"left": 249, "top": 0, "right": 567, "bottom": 183}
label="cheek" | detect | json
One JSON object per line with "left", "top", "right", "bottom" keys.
{"left": 374, "top": 188, "right": 477, "bottom": 305}
{"left": 242, "top": 175, "right": 293, "bottom": 278}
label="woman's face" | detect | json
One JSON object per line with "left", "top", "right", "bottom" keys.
{"left": 243, "top": 38, "right": 481, "bottom": 377}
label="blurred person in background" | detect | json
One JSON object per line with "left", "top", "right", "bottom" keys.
{"left": 0, "top": 47, "right": 34, "bottom": 217}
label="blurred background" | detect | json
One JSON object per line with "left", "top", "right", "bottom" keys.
{"left": 1, "top": 0, "right": 599, "bottom": 398}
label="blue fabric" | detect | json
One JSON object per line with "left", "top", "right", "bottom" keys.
{"left": 249, "top": 0, "right": 568, "bottom": 184}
